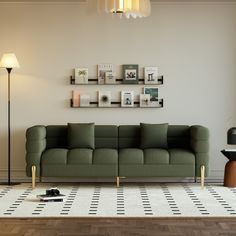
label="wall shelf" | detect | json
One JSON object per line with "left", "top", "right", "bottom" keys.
{"left": 70, "top": 75, "right": 164, "bottom": 85}
{"left": 70, "top": 99, "right": 164, "bottom": 108}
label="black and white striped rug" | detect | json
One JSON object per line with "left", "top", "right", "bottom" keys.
{"left": 0, "top": 183, "right": 236, "bottom": 217}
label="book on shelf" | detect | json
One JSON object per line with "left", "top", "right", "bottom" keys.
{"left": 144, "top": 67, "right": 159, "bottom": 84}
{"left": 72, "top": 90, "right": 80, "bottom": 107}
{"left": 122, "top": 64, "right": 139, "bottom": 84}
{"left": 80, "top": 94, "right": 90, "bottom": 107}
{"left": 105, "top": 71, "right": 116, "bottom": 84}
{"left": 121, "top": 91, "right": 134, "bottom": 107}
{"left": 98, "top": 91, "right": 111, "bottom": 107}
{"left": 74, "top": 68, "right": 88, "bottom": 84}
{"left": 144, "top": 87, "right": 159, "bottom": 107}
{"left": 98, "top": 63, "right": 114, "bottom": 84}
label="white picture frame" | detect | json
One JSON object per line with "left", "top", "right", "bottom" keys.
{"left": 98, "top": 91, "right": 111, "bottom": 107}
{"left": 144, "top": 67, "right": 159, "bottom": 84}
{"left": 75, "top": 68, "right": 88, "bottom": 84}
{"left": 121, "top": 91, "right": 134, "bottom": 107}
{"left": 139, "top": 94, "right": 150, "bottom": 107}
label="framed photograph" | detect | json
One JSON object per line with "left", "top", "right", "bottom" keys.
{"left": 98, "top": 63, "right": 114, "bottom": 84}
{"left": 121, "top": 91, "right": 134, "bottom": 107}
{"left": 144, "top": 87, "right": 159, "bottom": 107}
{"left": 105, "top": 71, "right": 116, "bottom": 84}
{"left": 139, "top": 94, "right": 150, "bottom": 107}
{"left": 144, "top": 67, "right": 159, "bottom": 84}
{"left": 123, "top": 64, "right": 139, "bottom": 84}
{"left": 75, "top": 68, "right": 88, "bottom": 84}
{"left": 98, "top": 91, "right": 111, "bottom": 107}
{"left": 72, "top": 90, "right": 80, "bottom": 107}
{"left": 80, "top": 94, "right": 90, "bottom": 107}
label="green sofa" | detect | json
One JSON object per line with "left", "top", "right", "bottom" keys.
{"left": 25, "top": 124, "right": 209, "bottom": 188}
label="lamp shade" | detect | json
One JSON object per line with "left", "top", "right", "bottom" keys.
{"left": 227, "top": 128, "right": 236, "bottom": 145}
{"left": 98, "top": 0, "right": 151, "bottom": 19}
{"left": 0, "top": 53, "right": 20, "bottom": 69}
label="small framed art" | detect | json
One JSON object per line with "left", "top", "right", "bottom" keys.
{"left": 139, "top": 94, "right": 150, "bottom": 107}
{"left": 75, "top": 68, "right": 88, "bottom": 84}
{"left": 144, "top": 67, "right": 158, "bottom": 84}
{"left": 144, "top": 87, "right": 159, "bottom": 107}
{"left": 123, "top": 64, "right": 139, "bottom": 84}
{"left": 98, "top": 91, "right": 111, "bottom": 107}
{"left": 98, "top": 63, "right": 114, "bottom": 84}
{"left": 121, "top": 91, "right": 134, "bottom": 107}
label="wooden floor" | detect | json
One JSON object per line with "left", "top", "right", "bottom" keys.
{"left": 0, "top": 217, "right": 236, "bottom": 236}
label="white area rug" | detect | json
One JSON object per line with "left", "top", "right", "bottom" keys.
{"left": 0, "top": 183, "right": 236, "bottom": 217}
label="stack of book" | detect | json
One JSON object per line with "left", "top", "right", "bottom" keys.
{"left": 37, "top": 188, "right": 66, "bottom": 202}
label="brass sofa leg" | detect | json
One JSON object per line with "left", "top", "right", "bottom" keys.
{"left": 32, "top": 165, "right": 36, "bottom": 189}
{"left": 201, "top": 165, "right": 205, "bottom": 189}
{"left": 116, "top": 176, "right": 120, "bottom": 188}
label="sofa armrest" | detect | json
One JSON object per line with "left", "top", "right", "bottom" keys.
{"left": 25, "top": 125, "right": 47, "bottom": 177}
{"left": 190, "top": 125, "right": 210, "bottom": 177}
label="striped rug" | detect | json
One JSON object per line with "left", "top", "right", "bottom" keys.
{"left": 0, "top": 183, "right": 235, "bottom": 217}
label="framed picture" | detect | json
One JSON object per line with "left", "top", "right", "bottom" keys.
{"left": 105, "top": 71, "right": 116, "bottom": 84}
{"left": 144, "top": 67, "right": 158, "bottom": 84}
{"left": 123, "top": 64, "right": 139, "bottom": 84}
{"left": 139, "top": 94, "right": 150, "bottom": 107}
{"left": 144, "top": 87, "right": 159, "bottom": 107}
{"left": 98, "top": 63, "right": 114, "bottom": 84}
{"left": 98, "top": 91, "right": 111, "bottom": 107}
{"left": 121, "top": 91, "right": 134, "bottom": 107}
{"left": 74, "top": 68, "right": 88, "bottom": 84}
{"left": 80, "top": 94, "right": 90, "bottom": 107}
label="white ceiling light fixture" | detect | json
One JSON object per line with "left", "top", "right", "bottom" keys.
{"left": 98, "top": 0, "right": 151, "bottom": 19}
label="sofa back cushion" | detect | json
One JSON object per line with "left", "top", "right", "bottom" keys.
{"left": 140, "top": 123, "right": 168, "bottom": 149}
{"left": 95, "top": 125, "right": 118, "bottom": 148}
{"left": 67, "top": 123, "right": 95, "bottom": 149}
{"left": 168, "top": 125, "right": 191, "bottom": 149}
{"left": 118, "top": 125, "right": 191, "bottom": 149}
{"left": 46, "top": 125, "right": 118, "bottom": 149}
{"left": 46, "top": 126, "right": 68, "bottom": 149}
{"left": 118, "top": 125, "right": 140, "bottom": 148}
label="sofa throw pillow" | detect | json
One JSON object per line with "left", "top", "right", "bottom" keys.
{"left": 67, "top": 123, "right": 95, "bottom": 149}
{"left": 140, "top": 123, "right": 168, "bottom": 149}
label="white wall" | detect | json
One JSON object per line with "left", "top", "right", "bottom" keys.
{"left": 0, "top": 2, "right": 236, "bottom": 181}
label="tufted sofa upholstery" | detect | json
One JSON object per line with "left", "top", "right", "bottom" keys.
{"left": 26, "top": 124, "right": 209, "bottom": 188}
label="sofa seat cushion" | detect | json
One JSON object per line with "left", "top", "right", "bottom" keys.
{"left": 68, "top": 149, "right": 93, "bottom": 164}
{"left": 93, "top": 149, "right": 118, "bottom": 165}
{"left": 169, "top": 148, "right": 195, "bottom": 165}
{"left": 42, "top": 149, "right": 68, "bottom": 165}
{"left": 144, "top": 149, "right": 169, "bottom": 164}
{"left": 119, "top": 148, "right": 144, "bottom": 164}
{"left": 42, "top": 148, "right": 118, "bottom": 166}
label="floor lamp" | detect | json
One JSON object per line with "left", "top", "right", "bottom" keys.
{"left": 0, "top": 53, "right": 20, "bottom": 185}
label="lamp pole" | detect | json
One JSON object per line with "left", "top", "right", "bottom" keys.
{"left": 0, "top": 53, "right": 20, "bottom": 185}
{"left": 6, "top": 68, "right": 12, "bottom": 185}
